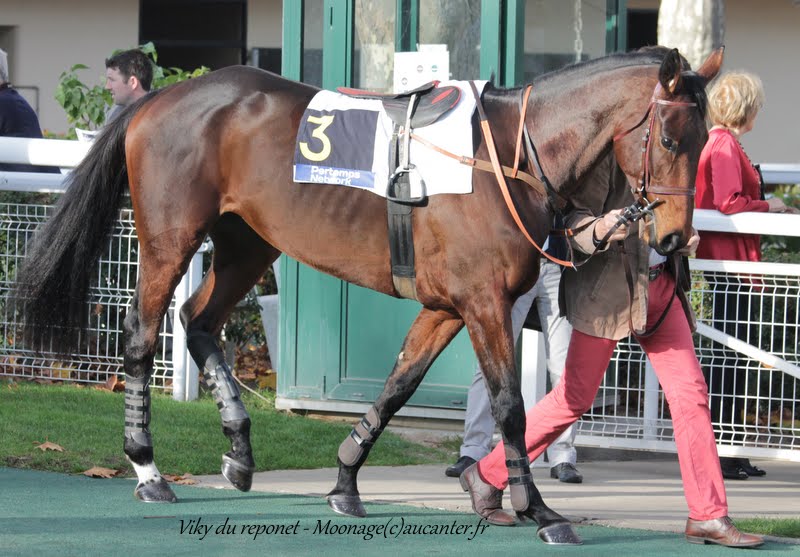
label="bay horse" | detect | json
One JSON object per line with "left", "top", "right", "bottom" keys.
{"left": 15, "top": 46, "right": 721, "bottom": 544}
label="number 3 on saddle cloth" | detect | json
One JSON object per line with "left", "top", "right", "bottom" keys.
{"left": 292, "top": 81, "right": 487, "bottom": 300}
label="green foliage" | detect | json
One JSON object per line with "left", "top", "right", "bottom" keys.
{"left": 54, "top": 63, "right": 111, "bottom": 135}
{"left": 138, "top": 41, "right": 211, "bottom": 87}
{"left": 54, "top": 42, "right": 210, "bottom": 137}
{"left": 762, "top": 184, "right": 800, "bottom": 264}
{"left": 222, "top": 272, "right": 279, "bottom": 348}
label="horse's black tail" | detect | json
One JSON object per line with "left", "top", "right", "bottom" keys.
{"left": 14, "top": 94, "right": 155, "bottom": 355}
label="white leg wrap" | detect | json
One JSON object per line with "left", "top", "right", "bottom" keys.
{"left": 130, "top": 460, "right": 162, "bottom": 485}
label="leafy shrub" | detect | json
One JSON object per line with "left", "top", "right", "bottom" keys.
{"left": 762, "top": 184, "right": 800, "bottom": 264}
{"left": 54, "top": 42, "right": 209, "bottom": 137}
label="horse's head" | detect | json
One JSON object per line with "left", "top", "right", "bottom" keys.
{"left": 613, "top": 47, "right": 723, "bottom": 255}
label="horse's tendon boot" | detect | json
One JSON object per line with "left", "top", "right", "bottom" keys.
{"left": 199, "top": 348, "right": 255, "bottom": 491}
{"left": 505, "top": 446, "right": 532, "bottom": 511}
{"left": 338, "top": 407, "right": 383, "bottom": 466}
{"left": 124, "top": 375, "right": 178, "bottom": 503}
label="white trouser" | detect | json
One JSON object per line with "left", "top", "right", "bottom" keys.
{"left": 460, "top": 259, "right": 576, "bottom": 466}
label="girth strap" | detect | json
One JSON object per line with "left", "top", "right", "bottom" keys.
{"left": 386, "top": 96, "right": 424, "bottom": 301}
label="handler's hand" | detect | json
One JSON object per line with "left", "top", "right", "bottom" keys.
{"left": 594, "top": 209, "right": 631, "bottom": 244}
{"left": 677, "top": 227, "right": 700, "bottom": 256}
{"left": 766, "top": 198, "right": 800, "bottom": 214}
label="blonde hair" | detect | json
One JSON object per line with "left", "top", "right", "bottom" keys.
{"left": 707, "top": 71, "right": 765, "bottom": 131}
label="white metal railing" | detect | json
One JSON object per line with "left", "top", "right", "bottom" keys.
{"left": 523, "top": 170, "right": 800, "bottom": 462}
{"left": 0, "top": 136, "right": 203, "bottom": 401}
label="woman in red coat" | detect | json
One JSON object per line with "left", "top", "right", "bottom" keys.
{"left": 695, "top": 71, "right": 797, "bottom": 480}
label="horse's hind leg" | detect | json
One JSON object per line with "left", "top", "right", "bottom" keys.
{"left": 123, "top": 247, "right": 200, "bottom": 502}
{"left": 180, "top": 214, "right": 278, "bottom": 492}
{"left": 327, "top": 308, "right": 463, "bottom": 517}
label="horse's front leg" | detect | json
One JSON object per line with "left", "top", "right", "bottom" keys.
{"left": 327, "top": 308, "right": 463, "bottom": 517}
{"left": 462, "top": 297, "right": 581, "bottom": 544}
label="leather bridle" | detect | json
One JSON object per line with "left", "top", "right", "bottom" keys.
{"left": 612, "top": 82, "right": 698, "bottom": 210}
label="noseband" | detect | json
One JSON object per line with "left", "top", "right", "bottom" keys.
{"left": 612, "top": 83, "right": 698, "bottom": 212}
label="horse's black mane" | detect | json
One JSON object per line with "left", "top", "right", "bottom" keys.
{"left": 490, "top": 46, "right": 708, "bottom": 116}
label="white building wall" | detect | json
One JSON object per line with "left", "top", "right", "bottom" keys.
{"left": 725, "top": 0, "right": 800, "bottom": 163}
{"left": 1, "top": 0, "right": 139, "bottom": 135}
{"left": 247, "top": 0, "right": 282, "bottom": 52}
{"left": 628, "top": 0, "right": 799, "bottom": 163}
{"left": 0, "top": 0, "right": 798, "bottom": 162}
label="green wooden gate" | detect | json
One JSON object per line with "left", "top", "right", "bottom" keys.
{"left": 277, "top": 0, "right": 627, "bottom": 414}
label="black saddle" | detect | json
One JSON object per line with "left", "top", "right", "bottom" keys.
{"left": 337, "top": 81, "right": 461, "bottom": 128}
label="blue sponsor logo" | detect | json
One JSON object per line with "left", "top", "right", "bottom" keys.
{"left": 294, "top": 164, "right": 375, "bottom": 189}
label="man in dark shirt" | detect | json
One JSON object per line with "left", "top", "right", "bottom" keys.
{"left": 0, "top": 48, "right": 57, "bottom": 173}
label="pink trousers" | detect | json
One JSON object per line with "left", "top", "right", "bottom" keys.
{"left": 478, "top": 272, "right": 728, "bottom": 520}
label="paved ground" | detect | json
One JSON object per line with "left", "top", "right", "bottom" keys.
{"left": 195, "top": 453, "right": 800, "bottom": 537}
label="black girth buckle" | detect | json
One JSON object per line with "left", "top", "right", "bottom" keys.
{"left": 648, "top": 263, "right": 665, "bottom": 281}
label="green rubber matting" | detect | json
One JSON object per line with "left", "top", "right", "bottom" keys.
{"left": 1, "top": 468, "right": 793, "bottom": 556}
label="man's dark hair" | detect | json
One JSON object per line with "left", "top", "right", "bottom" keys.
{"left": 105, "top": 49, "right": 154, "bottom": 92}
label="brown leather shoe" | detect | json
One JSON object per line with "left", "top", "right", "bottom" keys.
{"left": 459, "top": 463, "right": 516, "bottom": 526}
{"left": 685, "top": 516, "right": 764, "bottom": 547}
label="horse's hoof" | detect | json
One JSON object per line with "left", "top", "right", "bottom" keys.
{"left": 537, "top": 522, "right": 582, "bottom": 545}
{"left": 327, "top": 494, "right": 367, "bottom": 518}
{"left": 222, "top": 454, "right": 254, "bottom": 492}
{"left": 134, "top": 478, "right": 178, "bottom": 503}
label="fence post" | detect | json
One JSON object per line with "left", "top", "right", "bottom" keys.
{"left": 171, "top": 248, "right": 205, "bottom": 401}
{"left": 521, "top": 329, "right": 548, "bottom": 467}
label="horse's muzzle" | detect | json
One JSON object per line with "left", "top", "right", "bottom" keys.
{"left": 654, "top": 232, "right": 684, "bottom": 256}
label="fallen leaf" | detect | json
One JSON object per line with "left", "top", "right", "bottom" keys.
{"left": 174, "top": 473, "right": 197, "bottom": 486}
{"left": 163, "top": 473, "right": 197, "bottom": 485}
{"left": 50, "top": 362, "right": 73, "bottom": 379}
{"left": 83, "top": 466, "right": 120, "bottom": 478}
{"left": 34, "top": 441, "right": 64, "bottom": 452}
{"left": 97, "top": 375, "right": 125, "bottom": 392}
{"left": 99, "top": 376, "right": 117, "bottom": 391}
{"left": 257, "top": 372, "right": 276, "bottom": 391}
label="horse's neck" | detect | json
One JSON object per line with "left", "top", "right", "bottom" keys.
{"left": 532, "top": 67, "right": 655, "bottom": 190}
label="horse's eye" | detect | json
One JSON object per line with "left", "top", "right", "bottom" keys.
{"left": 661, "top": 136, "right": 676, "bottom": 152}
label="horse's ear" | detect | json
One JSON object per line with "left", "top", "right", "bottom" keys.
{"left": 658, "top": 48, "right": 683, "bottom": 94}
{"left": 695, "top": 46, "right": 725, "bottom": 85}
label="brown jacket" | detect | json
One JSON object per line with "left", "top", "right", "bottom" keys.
{"left": 559, "top": 155, "right": 695, "bottom": 340}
